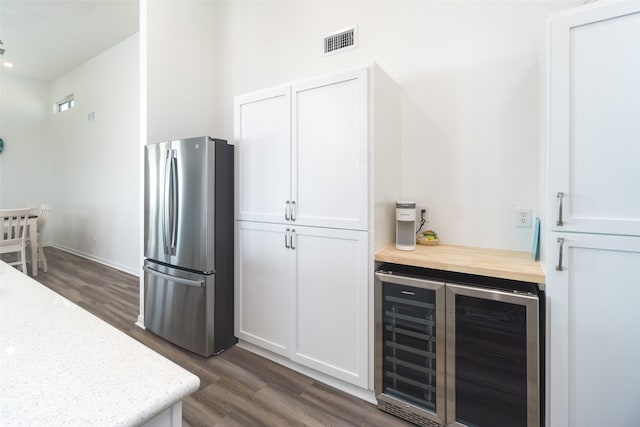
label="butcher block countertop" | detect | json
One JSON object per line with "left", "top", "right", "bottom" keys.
{"left": 375, "top": 244, "right": 545, "bottom": 284}
{"left": 0, "top": 261, "right": 199, "bottom": 426}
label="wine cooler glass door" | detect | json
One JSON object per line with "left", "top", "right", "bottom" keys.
{"left": 375, "top": 272, "right": 446, "bottom": 425}
{"left": 445, "top": 283, "right": 540, "bottom": 427}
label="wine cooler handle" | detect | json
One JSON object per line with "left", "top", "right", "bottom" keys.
{"left": 556, "top": 192, "right": 564, "bottom": 226}
{"left": 556, "top": 237, "right": 565, "bottom": 271}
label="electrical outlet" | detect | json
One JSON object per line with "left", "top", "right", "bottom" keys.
{"left": 515, "top": 208, "right": 532, "bottom": 228}
{"left": 417, "top": 204, "right": 431, "bottom": 224}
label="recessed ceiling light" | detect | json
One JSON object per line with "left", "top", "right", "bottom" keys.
{"left": 3, "top": 62, "right": 14, "bottom": 68}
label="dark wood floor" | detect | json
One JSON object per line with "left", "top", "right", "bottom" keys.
{"left": 28, "top": 247, "right": 412, "bottom": 427}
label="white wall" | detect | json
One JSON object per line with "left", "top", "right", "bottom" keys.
{"left": 48, "top": 33, "right": 140, "bottom": 274}
{"left": 1, "top": 3, "right": 584, "bottom": 276}
{"left": 144, "top": 1, "right": 582, "bottom": 252}
{"left": 146, "top": 0, "right": 219, "bottom": 143}
{"left": 0, "top": 74, "right": 53, "bottom": 211}
{"left": 212, "top": 0, "right": 580, "bottom": 252}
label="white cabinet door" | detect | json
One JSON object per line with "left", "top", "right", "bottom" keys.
{"left": 292, "top": 68, "right": 368, "bottom": 231}
{"left": 547, "top": 232, "right": 640, "bottom": 427}
{"left": 235, "top": 86, "right": 291, "bottom": 224}
{"left": 290, "top": 226, "right": 368, "bottom": 387}
{"left": 549, "top": 3, "right": 640, "bottom": 236}
{"left": 234, "top": 221, "right": 294, "bottom": 356}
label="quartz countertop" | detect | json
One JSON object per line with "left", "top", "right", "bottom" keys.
{"left": 0, "top": 261, "right": 200, "bottom": 426}
{"left": 375, "top": 243, "right": 545, "bottom": 284}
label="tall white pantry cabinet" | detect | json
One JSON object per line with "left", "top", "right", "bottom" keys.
{"left": 233, "top": 65, "right": 400, "bottom": 391}
{"left": 546, "top": 2, "right": 640, "bottom": 427}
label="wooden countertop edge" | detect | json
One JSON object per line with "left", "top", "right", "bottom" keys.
{"left": 375, "top": 244, "right": 546, "bottom": 284}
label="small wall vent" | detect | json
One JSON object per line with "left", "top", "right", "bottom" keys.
{"left": 324, "top": 26, "right": 357, "bottom": 55}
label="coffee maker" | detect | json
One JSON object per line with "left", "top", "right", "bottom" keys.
{"left": 396, "top": 201, "right": 416, "bottom": 251}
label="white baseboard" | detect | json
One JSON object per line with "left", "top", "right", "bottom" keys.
{"left": 136, "top": 315, "right": 145, "bottom": 329}
{"left": 47, "top": 243, "right": 140, "bottom": 277}
{"left": 237, "top": 340, "right": 376, "bottom": 405}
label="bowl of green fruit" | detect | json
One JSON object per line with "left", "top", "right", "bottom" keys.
{"left": 417, "top": 229, "right": 439, "bottom": 246}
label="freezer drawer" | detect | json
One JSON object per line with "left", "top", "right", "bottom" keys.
{"left": 144, "top": 260, "right": 215, "bottom": 357}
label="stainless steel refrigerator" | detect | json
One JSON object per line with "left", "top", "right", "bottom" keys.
{"left": 143, "top": 136, "right": 235, "bottom": 357}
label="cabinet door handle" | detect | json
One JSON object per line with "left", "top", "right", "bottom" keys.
{"left": 556, "top": 192, "right": 564, "bottom": 226}
{"left": 285, "top": 201, "right": 291, "bottom": 221}
{"left": 556, "top": 237, "right": 565, "bottom": 271}
{"left": 290, "top": 229, "right": 296, "bottom": 250}
{"left": 291, "top": 200, "right": 296, "bottom": 222}
{"left": 285, "top": 228, "right": 290, "bottom": 249}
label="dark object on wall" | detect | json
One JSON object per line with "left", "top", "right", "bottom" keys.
{"left": 0, "top": 138, "right": 4, "bottom": 153}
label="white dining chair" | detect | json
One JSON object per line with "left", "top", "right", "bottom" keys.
{"left": 27, "top": 204, "right": 49, "bottom": 272}
{"left": 0, "top": 209, "right": 30, "bottom": 273}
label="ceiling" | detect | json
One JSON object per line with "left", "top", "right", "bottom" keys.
{"left": 0, "top": 0, "right": 138, "bottom": 82}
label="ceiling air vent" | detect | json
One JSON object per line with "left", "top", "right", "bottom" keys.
{"left": 324, "top": 26, "right": 357, "bottom": 55}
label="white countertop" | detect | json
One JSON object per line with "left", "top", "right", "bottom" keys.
{"left": 0, "top": 261, "right": 200, "bottom": 426}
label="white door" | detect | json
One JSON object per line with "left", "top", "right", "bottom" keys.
{"left": 290, "top": 226, "right": 368, "bottom": 387}
{"left": 548, "top": 2, "right": 640, "bottom": 236}
{"left": 291, "top": 68, "right": 368, "bottom": 231}
{"left": 547, "top": 232, "right": 640, "bottom": 427}
{"left": 234, "top": 221, "right": 294, "bottom": 356}
{"left": 235, "top": 86, "right": 291, "bottom": 224}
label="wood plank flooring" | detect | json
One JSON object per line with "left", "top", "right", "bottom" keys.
{"left": 28, "top": 247, "right": 413, "bottom": 427}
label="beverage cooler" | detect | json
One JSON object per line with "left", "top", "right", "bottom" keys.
{"left": 375, "top": 268, "right": 542, "bottom": 427}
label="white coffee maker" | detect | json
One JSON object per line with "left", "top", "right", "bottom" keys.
{"left": 396, "top": 201, "right": 416, "bottom": 251}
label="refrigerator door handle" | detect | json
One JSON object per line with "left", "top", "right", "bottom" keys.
{"left": 144, "top": 265, "right": 205, "bottom": 287}
{"left": 170, "top": 150, "right": 179, "bottom": 254}
{"left": 162, "top": 149, "right": 172, "bottom": 254}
